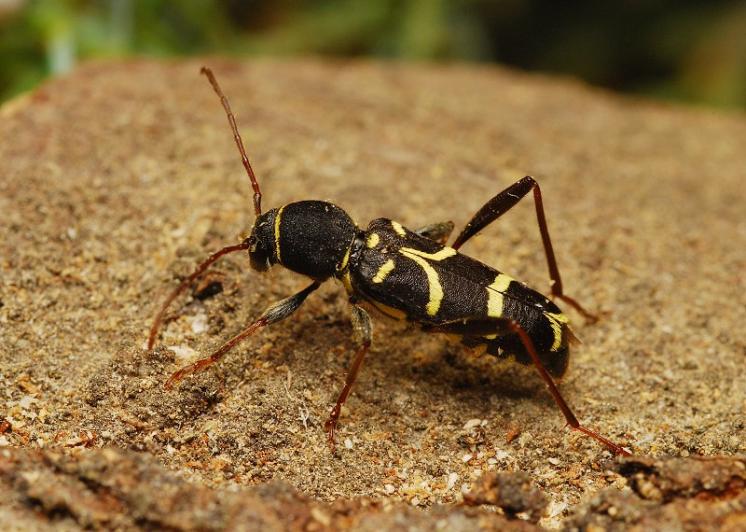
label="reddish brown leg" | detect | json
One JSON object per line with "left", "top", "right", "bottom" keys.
{"left": 165, "top": 317, "right": 266, "bottom": 389}
{"left": 430, "top": 317, "right": 630, "bottom": 456}
{"left": 452, "top": 176, "right": 597, "bottom": 321}
{"left": 325, "top": 305, "right": 372, "bottom": 451}
{"left": 506, "top": 321, "right": 630, "bottom": 456}
{"left": 165, "top": 281, "right": 321, "bottom": 388}
{"left": 148, "top": 241, "right": 251, "bottom": 350}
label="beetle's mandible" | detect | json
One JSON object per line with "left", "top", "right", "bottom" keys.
{"left": 148, "top": 67, "right": 631, "bottom": 457}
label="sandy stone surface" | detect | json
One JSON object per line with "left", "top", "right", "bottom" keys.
{"left": 1, "top": 59, "right": 744, "bottom": 529}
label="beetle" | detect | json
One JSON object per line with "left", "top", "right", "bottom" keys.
{"left": 148, "top": 67, "right": 630, "bottom": 456}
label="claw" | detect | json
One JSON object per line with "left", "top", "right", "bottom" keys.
{"left": 324, "top": 418, "right": 338, "bottom": 453}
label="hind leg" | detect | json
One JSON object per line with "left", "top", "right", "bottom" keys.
{"left": 428, "top": 317, "right": 630, "bottom": 456}
{"left": 452, "top": 176, "right": 596, "bottom": 321}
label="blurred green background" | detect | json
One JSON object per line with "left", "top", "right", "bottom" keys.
{"left": 1, "top": 0, "right": 745, "bottom": 108}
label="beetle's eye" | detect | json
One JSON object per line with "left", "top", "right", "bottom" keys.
{"left": 242, "top": 235, "right": 258, "bottom": 252}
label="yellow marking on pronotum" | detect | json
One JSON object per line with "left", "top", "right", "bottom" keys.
{"left": 486, "top": 273, "right": 513, "bottom": 318}
{"left": 545, "top": 311, "right": 569, "bottom": 351}
{"left": 372, "top": 259, "right": 395, "bottom": 283}
{"left": 274, "top": 205, "right": 285, "bottom": 264}
{"left": 366, "top": 233, "right": 380, "bottom": 248}
{"left": 391, "top": 220, "right": 406, "bottom": 237}
{"left": 398, "top": 246, "right": 456, "bottom": 316}
{"left": 341, "top": 270, "right": 353, "bottom": 294}
{"left": 337, "top": 245, "right": 351, "bottom": 271}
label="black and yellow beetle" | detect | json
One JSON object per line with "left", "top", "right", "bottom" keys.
{"left": 148, "top": 67, "right": 630, "bottom": 456}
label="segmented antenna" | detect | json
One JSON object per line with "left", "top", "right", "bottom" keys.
{"left": 201, "top": 67, "right": 262, "bottom": 216}
{"left": 147, "top": 241, "right": 251, "bottom": 350}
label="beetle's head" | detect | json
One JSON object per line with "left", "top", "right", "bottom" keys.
{"left": 246, "top": 208, "right": 279, "bottom": 272}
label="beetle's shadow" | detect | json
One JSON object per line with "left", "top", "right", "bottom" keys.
{"left": 288, "top": 311, "right": 555, "bottom": 411}
{"left": 425, "top": 349, "right": 544, "bottom": 398}
{"left": 165, "top": 305, "right": 555, "bottom": 431}
{"left": 368, "top": 328, "right": 554, "bottom": 415}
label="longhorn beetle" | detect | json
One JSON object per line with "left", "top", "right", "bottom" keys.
{"left": 148, "top": 67, "right": 630, "bottom": 456}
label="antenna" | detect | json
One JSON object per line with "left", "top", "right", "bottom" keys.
{"left": 147, "top": 240, "right": 251, "bottom": 350}
{"left": 201, "top": 67, "right": 262, "bottom": 216}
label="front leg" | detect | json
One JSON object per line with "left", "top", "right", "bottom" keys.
{"left": 149, "top": 240, "right": 252, "bottom": 350}
{"left": 166, "top": 281, "right": 321, "bottom": 388}
{"left": 325, "top": 304, "right": 372, "bottom": 451}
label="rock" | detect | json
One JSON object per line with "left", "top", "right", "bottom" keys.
{"left": 0, "top": 447, "right": 535, "bottom": 531}
{"left": 565, "top": 456, "right": 746, "bottom": 531}
{"left": 464, "top": 471, "right": 548, "bottom": 522}
{"left": 1, "top": 58, "right": 744, "bottom": 530}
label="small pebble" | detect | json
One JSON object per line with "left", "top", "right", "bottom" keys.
{"left": 494, "top": 449, "right": 510, "bottom": 460}
{"left": 463, "top": 418, "right": 482, "bottom": 430}
{"left": 169, "top": 345, "right": 197, "bottom": 360}
{"left": 191, "top": 312, "right": 208, "bottom": 334}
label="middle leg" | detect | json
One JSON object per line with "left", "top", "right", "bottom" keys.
{"left": 325, "top": 304, "right": 372, "bottom": 450}
{"left": 415, "top": 221, "right": 454, "bottom": 244}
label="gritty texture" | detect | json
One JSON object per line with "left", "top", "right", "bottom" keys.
{"left": 463, "top": 471, "right": 548, "bottom": 522}
{"left": 565, "top": 456, "right": 746, "bottom": 531}
{"left": 0, "top": 448, "right": 534, "bottom": 531}
{"left": 0, "top": 59, "right": 744, "bottom": 529}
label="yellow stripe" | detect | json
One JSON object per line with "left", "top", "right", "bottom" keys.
{"left": 341, "top": 270, "right": 353, "bottom": 294}
{"left": 396, "top": 246, "right": 457, "bottom": 317}
{"left": 337, "top": 245, "right": 351, "bottom": 272}
{"left": 398, "top": 251, "right": 439, "bottom": 316}
{"left": 486, "top": 273, "right": 513, "bottom": 318}
{"left": 372, "top": 259, "right": 395, "bottom": 283}
{"left": 546, "top": 311, "right": 569, "bottom": 324}
{"left": 391, "top": 221, "right": 406, "bottom": 236}
{"left": 274, "top": 205, "right": 285, "bottom": 264}
{"left": 545, "top": 311, "right": 569, "bottom": 351}
{"left": 366, "top": 233, "right": 380, "bottom": 248}
{"left": 399, "top": 246, "right": 457, "bottom": 262}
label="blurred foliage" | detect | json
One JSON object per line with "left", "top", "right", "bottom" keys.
{"left": 1, "top": 0, "right": 744, "bottom": 108}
